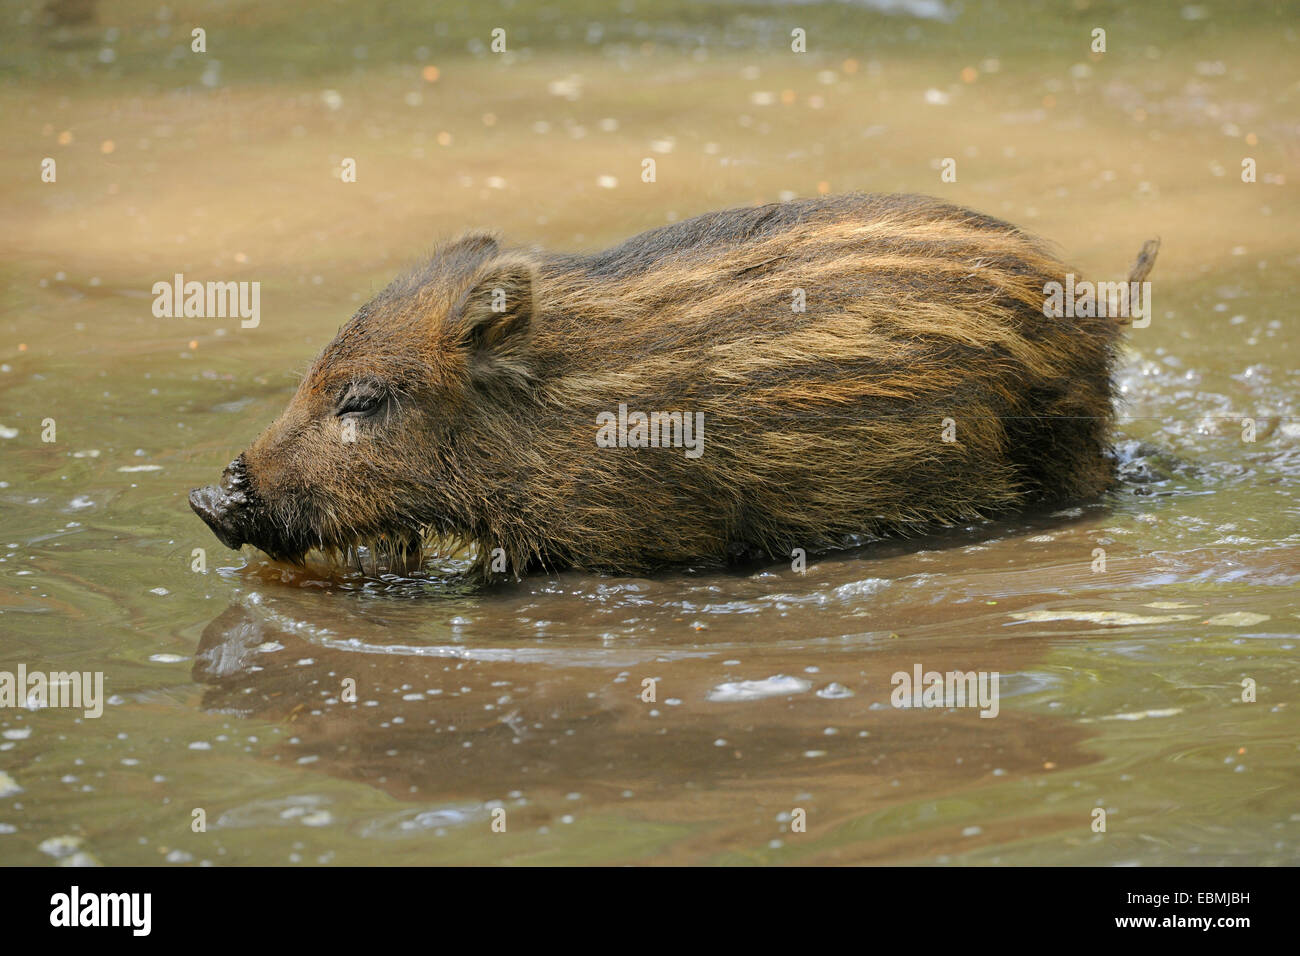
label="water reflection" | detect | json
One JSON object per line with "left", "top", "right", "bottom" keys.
{"left": 191, "top": 595, "right": 1100, "bottom": 857}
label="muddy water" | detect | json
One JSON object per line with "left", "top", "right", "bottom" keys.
{"left": 2, "top": 2, "right": 1298, "bottom": 865}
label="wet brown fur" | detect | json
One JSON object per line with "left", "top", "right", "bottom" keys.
{"left": 215, "top": 193, "right": 1157, "bottom": 579}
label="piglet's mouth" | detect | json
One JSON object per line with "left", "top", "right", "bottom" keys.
{"left": 189, "top": 458, "right": 437, "bottom": 574}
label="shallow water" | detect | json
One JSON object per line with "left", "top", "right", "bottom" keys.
{"left": 2, "top": 1, "right": 1298, "bottom": 865}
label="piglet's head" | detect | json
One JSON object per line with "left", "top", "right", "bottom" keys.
{"left": 189, "top": 233, "right": 537, "bottom": 569}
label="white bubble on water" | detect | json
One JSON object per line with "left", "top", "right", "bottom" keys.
{"left": 38, "top": 834, "right": 81, "bottom": 857}
{"left": 707, "top": 675, "right": 812, "bottom": 702}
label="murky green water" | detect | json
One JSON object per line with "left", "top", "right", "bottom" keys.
{"left": 2, "top": 0, "right": 1297, "bottom": 865}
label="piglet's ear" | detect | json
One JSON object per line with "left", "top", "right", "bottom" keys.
{"left": 453, "top": 257, "right": 536, "bottom": 391}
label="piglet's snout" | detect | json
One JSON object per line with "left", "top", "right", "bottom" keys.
{"left": 189, "top": 458, "right": 251, "bottom": 551}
